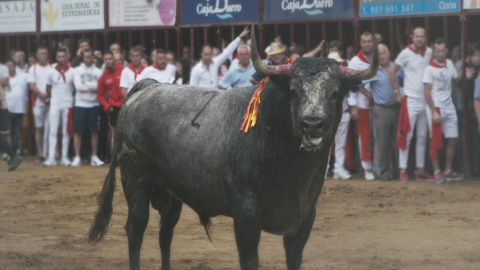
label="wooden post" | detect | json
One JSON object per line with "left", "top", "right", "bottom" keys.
{"left": 338, "top": 21, "right": 344, "bottom": 45}
{"left": 128, "top": 31, "right": 132, "bottom": 49}
{"left": 460, "top": 14, "right": 470, "bottom": 178}
{"left": 289, "top": 23, "right": 295, "bottom": 46}
{"left": 406, "top": 18, "right": 412, "bottom": 44}
{"left": 443, "top": 16, "right": 449, "bottom": 45}
{"left": 176, "top": 28, "right": 182, "bottom": 57}
{"left": 190, "top": 28, "right": 195, "bottom": 62}
{"left": 306, "top": 23, "right": 311, "bottom": 52}
{"left": 165, "top": 29, "right": 170, "bottom": 50}
{"left": 389, "top": 19, "right": 395, "bottom": 60}
{"left": 152, "top": 29, "right": 157, "bottom": 49}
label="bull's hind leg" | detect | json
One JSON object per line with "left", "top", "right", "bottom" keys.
{"left": 283, "top": 206, "right": 316, "bottom": 270}
{"left": 158, "top": 198, "right": 182, "bottom": 270}
{"left": 121, "top": 165, "right": 154, "bottom": 270}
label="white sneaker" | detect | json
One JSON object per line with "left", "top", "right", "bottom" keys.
{"left": 365, "top": 170, "right": 375, "bottom": 181}
{"left": 60, "top": 157, "right": 71, "bottom": 166}
{"left": 71, "top": 156, "right": 81, "bottom": 167}
{"left": 333, "top": 170, "right": 352, "bottom": 180}
{"left": 43, "top": 158, "right": 57, "bottom": 167}
{"left": 90, "top": 156, "right": 105, "bottom": 167}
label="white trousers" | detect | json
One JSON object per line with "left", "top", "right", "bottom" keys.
{"left": 333, "top": 113, "right": 351, "bottom": 174}
{"left": 48, "top": 103, "right": 71, "bottom": 160}
{"left": 399, "top": 97, "right": 427, "bottom": 169}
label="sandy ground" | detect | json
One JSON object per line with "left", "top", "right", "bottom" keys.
{"left": 1, "top": 157, "right": 480, "bottom": 270}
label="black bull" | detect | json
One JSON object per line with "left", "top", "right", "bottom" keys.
{"left": 89, "top": 30, "right": 378, "bottom": 270}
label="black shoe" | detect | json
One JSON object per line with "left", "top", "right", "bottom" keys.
{"left": 7, "top": 154, "right": 22, "bottom": 171}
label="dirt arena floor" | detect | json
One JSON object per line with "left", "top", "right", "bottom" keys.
{"left": 1, "top": 157, "right": 480, "bottom": 270}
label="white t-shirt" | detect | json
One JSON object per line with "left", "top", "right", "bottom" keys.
{"left": 5, "top": 73, "right": 29, "bottom": 113}
{"left": 190, "top": 37, "right": 242, "bottom": 88}
{"left": 347, "top": 55, "right": 371, "bottom": 109}
{"left": 120, "top": 66, "right": 145, "bottom": 93}
{"left": 395, "top": 46, "right": 432, "bottom": 100}
{"left": 422, "top": 59, "right": 457, "bottom": 109}
{"left": 46, "top": 67, "right": 75, "bottom": 107}
{"left": 137, "top": 64, "right": 175, "bottom": 83}
{"left": 28, "top": 64, "right": 53, "bottom": 107}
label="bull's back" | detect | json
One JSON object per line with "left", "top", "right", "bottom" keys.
{"left": 118, "top": 84, "right": 258, "bottom": 216}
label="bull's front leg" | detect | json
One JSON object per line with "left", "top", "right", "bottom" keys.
{"left": 283, "top": 206, "right": 316, "bottom": 270}
{"left": 233, "top": 198, "right": 262, "bottom": 270}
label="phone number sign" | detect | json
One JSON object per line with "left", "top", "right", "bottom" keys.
{"left": 360, "top": 0, "right": 460, "bottom": 17}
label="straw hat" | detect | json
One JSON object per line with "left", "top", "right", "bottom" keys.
{"left": 266, "top": 42, "right": 286, "bottom": 56}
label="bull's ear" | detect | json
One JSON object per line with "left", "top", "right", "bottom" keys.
{"left": 340, "top": 78, "right": 362, "bottom": 94}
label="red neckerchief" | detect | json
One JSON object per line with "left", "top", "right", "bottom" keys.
{"left": 407, "top": 44, "right": 427, "bottom": 57}
{"left": 152, "top": 62, "right": 165, "bottom": 71}
{"left": 127, "top": 63, "right": 145, "bottom": 80}
{"left": 429, "top": 59, "right": 446, "bottom": 68}
{"left": 356, "top": 50, "right": 370, "bottom": 64}
{"left": 55, "top": 63, "right": 70, "bottom": 82}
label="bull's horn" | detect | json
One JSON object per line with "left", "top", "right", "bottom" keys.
{"left": 339, "top": 36, "right": 379, "bottom": 80}
{"left": 250, "top": 25, "right": 292, "bottom": 76}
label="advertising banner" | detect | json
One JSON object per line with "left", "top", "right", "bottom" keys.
{"left": 463, "top": 0, "right": 480, "bottom": 9}
{"left": 263, "top": 0, "right": 354, "bottom": 22}
{"left": 360, "top": 0, "right": 460, "bottom": 17}
{"left": 0, "top": 0, "right": 36, "bottom": 33}
{"left": 181, "top": 0, "right": 258, "bottom": 25}
{"left": 40, "top": 0, "right": 104, "bottom": 32}
{"left": 109, "top": 0, "right": 176, "bottom": 27}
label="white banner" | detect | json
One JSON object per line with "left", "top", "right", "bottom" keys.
{"left": 40, "top": 0, "right": 104, "bottom": 32}
{"left": 109, "top": 0, "right": 176, "bottom": 27}
{"left": 464, "top": 0, "right": 480, "bottom": 9}
{"left": 0, "top": 0, "right": 36, "bottom": 33}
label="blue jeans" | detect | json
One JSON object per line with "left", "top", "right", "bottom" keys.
{"left": 8, "top": 113, "right": 24, "bottom": 153}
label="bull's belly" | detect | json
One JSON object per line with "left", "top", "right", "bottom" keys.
{"left": 260, "top": 203, "right": 315, "bottom": 236}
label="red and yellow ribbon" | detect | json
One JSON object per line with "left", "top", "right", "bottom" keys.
{"left": 240, "top": 58, "right": 294, "bottom": 134}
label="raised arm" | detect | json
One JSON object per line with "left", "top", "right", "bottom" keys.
{"left": 303, "top": 41, "right": 325, "bottom": 58}
{"left": 213, "top": 26, "right": 250, "bottom": 67}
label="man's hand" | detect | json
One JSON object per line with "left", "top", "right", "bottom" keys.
{"left": 394, "top": 92, "right": 401, "bottom": 103}
{"left": 466, "top": 67, "right": 475, "bottom": 80}
{"left": 108, "top": 107, "right": 114, "bottom": 113}
{"left": 0, "top": 100, "right": 6, "bottom": 111}
{"left": 239, "top": 26, "right": 250, "bottom": 39}
{"left": 433, "top": 110, "right": 441, "bottom": 124}
{"left": 350, "top": 107, "right": 359, "bottom": 121}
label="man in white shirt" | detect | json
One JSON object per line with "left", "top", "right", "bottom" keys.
{"left": 423, "top": 38, "right": 474, "bottom": 183}
{"left": 218, "top": 45, "right": 255, "bottom": 90}
{"left": 137, "top": 49, "right": 175, "bottom": 83}
{"left": 347, "top": 32, "right": 376, "bottom": 181}
{"left": 120, "top": 46, "right": 146, "bottom": 97}
{"left": 44, "top": 47, "right": 75, "bottom": 167}
{"left": 28, "top": 47, "right": 52, "bottom": 163}
{"left": 14, "top": 51, "right": 29, "bottom": 74}
{"left": 71, "top": 48, "right": 104, "bottom": 167}
{"left": 1, "top": 60, "right": 28, "bottom": 154}
{"left": 390, "top": 27, "right": 433, "bottom": 182}
{"left": 190, "top": 26, "right": 250, "bottom": 88}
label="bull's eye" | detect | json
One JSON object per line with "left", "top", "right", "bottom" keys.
{"left": 290, "top": 89, "right": 298, "bottom": 98}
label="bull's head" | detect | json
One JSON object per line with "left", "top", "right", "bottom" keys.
{"left": 250, "top": 26, "right": 378, "bottom": 151}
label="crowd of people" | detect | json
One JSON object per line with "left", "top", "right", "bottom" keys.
{"left": 1, "top": 26, "right": 479, "bottom": 183}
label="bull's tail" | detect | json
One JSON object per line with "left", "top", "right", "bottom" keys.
{"left": 88, "top": 144, "right": 118, "bottom": 243}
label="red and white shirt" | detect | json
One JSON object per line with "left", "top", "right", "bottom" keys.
{"left": 120, "top": 64, "right": 146, "bottom": 93}
{"left": 422, "top": 59, "right": 457, "bottom": 109}
{"left": 395, "top": 45, "right": 432, "bottom": 100}
{"left": 137, "top": 64, "right": 175, "bottom": 83}
{"left": 27, "top": 64, "right": 53, "bottom": 107}
{"left": 46, "top": 64, "right": 75, "bottom": 107}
